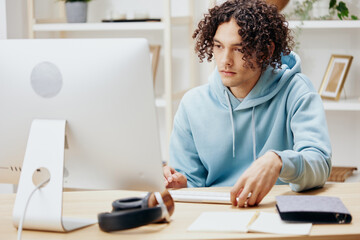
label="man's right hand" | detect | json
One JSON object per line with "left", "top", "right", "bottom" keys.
{"left": 163, "top": 165, "right": 187, "bottom": 188}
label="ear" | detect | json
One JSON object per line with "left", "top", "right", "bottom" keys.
{"left": 268, "top": 42, "right": 275, "bottom": 58}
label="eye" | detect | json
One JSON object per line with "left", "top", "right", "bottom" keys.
{"left": 235, "top": 48, "right": 242, "bottom": 52}
{"left": 214, "top": 44, "right": 222, "bottom": 49}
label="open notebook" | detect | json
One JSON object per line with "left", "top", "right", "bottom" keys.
{"left": 188, "top": 211, "right": 312, "bottom": 235}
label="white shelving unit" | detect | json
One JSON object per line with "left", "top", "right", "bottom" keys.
{"left": 323, "top": 98, "right": 360, "bottom": 111}
{"left": 288, "top": 20, "right": 360, "bottom": 170}
{"left": 27, "top": 0, "right": 197, "bottom": 161}
{"left": 288, "top": 20, "right": 360, "bottom": 111}
{"left": 32, "top": 22, "right": 166, "bottom": 32}
{"left": 31, "top": 16, "right": 192, "bottom": 32}
{"left": 289, "top": 20, "right": 360, "bottom": 29}
{"left": 0, "top": 0, "right": 6, "bottom": 39}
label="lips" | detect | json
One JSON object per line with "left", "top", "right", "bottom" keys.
{"left": 220, "top": 70, "right": 236, "bottom": 77}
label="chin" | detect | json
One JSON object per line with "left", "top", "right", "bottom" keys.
{"left": 221, "top": 78, "right": 237, "bottom": 87}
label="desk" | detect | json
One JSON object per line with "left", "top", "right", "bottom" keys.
{"left": 1, "top": 182, "right": 359, "bottom": 240}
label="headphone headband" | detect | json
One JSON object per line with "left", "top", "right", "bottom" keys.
{"left": 98, "top": 190, "right": 174, "bottom": 232}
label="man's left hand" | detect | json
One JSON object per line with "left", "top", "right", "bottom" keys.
{"left": 230, "top": 151, "right": 282, "bottom": 207}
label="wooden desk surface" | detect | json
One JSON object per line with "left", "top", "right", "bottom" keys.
{"left": 1, "top": 182, "right": 359, "bottom": 240}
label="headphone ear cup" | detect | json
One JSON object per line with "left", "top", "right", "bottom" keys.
{"left": 98, "top": 206, "right": 163, "bottom": 232}
{"left": 112, "top": 197, "right": 144, "bottom": 211}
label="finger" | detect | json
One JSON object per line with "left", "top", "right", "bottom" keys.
{"left": 247, "top": 188, "right": 260, "bottom": 206}
{"left": 163, "top": 166, "right": 174, "bottom": 182}
{"left": 231, "top": 177, "right": 246, "bottom": 206}
{"left": 163, "top": 166, "right": 171, "bottom": 176}
{"left": 255, "top": 184, "right": 272, "bottom": 206}
{"left": 230, "top": 186, "right": 242, "bottom": 206}
{"left": 172, "top": 172, "right": 187, "bottom": 187}
{"left": 172, "top": 172, "right": 184, "bottom": 180}
{"left": 164, "top": 176, "right": 169, "bottom": 187}
{"left": 237, "top": 186, "right": 252, "bottom": 208}
{"left": 255, "top": 190, "right": 267, "bottom": 206}
{"left": 168, "top": 166, "right": 177, "bottom": 174}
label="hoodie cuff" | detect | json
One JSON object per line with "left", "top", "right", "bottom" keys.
{"left": 272, "top": 150, "right": 299, "bottom": 182}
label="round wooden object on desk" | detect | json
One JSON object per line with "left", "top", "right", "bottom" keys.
{"left": 266, "top": 0, "right": 289, "bottom": 11}
{"left": 148, "top": 189, "right": 175, "bottom": 218}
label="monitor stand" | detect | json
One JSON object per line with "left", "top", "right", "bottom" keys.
{"left": 12, "top": 119, "right": 97, "bottom": 232}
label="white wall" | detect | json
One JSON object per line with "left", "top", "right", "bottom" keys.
{"left": 3, "top": 0, "right": 359, "bottom": 193}
{"left": 0, "top": 0, "right": 7, "bottom": 39}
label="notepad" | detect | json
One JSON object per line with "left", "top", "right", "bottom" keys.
{"left": 276, "top": 195, "right": 352, "bottom": 224}
{"left": 188, "top": 211, "right": 312, "bottom": 235}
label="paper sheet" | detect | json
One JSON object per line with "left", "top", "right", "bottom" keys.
{"left": 249, "top": 212, "right": 312, "bottom": 235}
{"left": 188, "top": 211, "right": 255, "bottom": 232}
{"left": 188, "top": 211, "right": 312, "bottom": 235}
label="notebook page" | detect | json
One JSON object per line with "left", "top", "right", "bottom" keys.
{"left": 248, "top": 212, "right": 312, "bottom": 235}
{"left": 187, "top": 211, "right": 255, "bottom": 232}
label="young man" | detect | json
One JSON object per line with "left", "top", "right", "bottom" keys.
{"left": 163, "top": 0, "right": 332, "bottom": 207}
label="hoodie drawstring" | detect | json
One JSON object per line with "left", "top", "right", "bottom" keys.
{"left": 251, "top": 107, "right": 257, "bottom": 162}
{"left": 224, "top": 91, "right": 257, "bottom": 161}
{"left": 224, "top": 91, "right": 235, "bottom": 158}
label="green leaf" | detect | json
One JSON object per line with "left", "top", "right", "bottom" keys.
{"left": 337, "top": 2, "right": 349, "bottom": 17}
{"left": 351, "top": 15, "right": 358, "bottom": 20}
{"left": 337, "top": 13, "right": 343, "bottom": 20}
{"left": 329, "top": 0, "right": 337, "bottom": 9}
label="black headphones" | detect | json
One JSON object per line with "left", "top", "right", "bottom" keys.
{"left": 98, "top": 192, "right": 172, "bottom": 232}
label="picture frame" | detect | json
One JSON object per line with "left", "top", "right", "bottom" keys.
{"left": 149, "top": 45, "right": 161, "bottom": 85}
{"left": 319, "top": 54, "right": 353, "bottom": 101}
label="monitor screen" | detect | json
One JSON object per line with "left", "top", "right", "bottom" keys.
{"left": 0, "top": 38, "right": 164, "bottom": 192}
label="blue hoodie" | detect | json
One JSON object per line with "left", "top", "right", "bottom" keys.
{"left": 170, "top": 52, "right": 332, "bottom": 192}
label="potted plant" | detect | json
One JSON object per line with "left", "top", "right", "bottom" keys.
{"left": 61, "top": 0, "right": 92, "bottom": 23}
{"left": 329, "top": 0, "right": 358, "bottom": 20}
{"left": 285, "top": 0, "right": 358, "bottom": 50}
{"left": 287, "top": 0, "right": 358, "bottom": 20}
{"left": 266, "top": 0, "right": 290, "bottom": 11}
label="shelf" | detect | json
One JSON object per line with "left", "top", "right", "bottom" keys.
{"left": 32, "top": 16, "right": 192, "bottom": 32}
{"left": 288, "top": 20, "right": 360, "bottom": 29}
{"left": 323, "top": 98, "right": 360, "bottom": 111}
{"left": 33, "top": 22, "right": 165, "bottom": 32}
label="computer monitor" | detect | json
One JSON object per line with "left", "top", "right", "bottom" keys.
{"left": 0, "top": 38, "right": 166, "bottom": 232}
{"left": 0, "top": 38, "right": 164, "bottom": 191}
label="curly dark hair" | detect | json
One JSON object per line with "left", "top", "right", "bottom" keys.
{"left": 193, "top": 0, "right": 294, "bottom": 71}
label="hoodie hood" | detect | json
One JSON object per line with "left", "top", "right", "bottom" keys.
{"left": 210, "top": 51, "right": 302, "bottom": 158}
{"left": 210, "top": 51, "right": 302, "bottom": 111}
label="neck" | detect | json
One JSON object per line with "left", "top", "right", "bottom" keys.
{"left": 229, "top": 76, "right": 261, "bottom": 98}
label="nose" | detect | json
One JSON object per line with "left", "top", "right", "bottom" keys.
{"left": 222, "top": 49, "right": 233, "bottom": 67}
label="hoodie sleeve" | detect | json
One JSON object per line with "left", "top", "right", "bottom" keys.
{"left": 169, "top": 100, "right": 208, "bottom": 188}
{"left": 274, "top": 92, "right": 332, "bottom": 192}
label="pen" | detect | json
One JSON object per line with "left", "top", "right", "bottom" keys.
{"left": 246, "top": 211, "right": 260, "bottom": 230}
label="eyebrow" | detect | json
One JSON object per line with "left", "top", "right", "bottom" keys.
{"left": 213, "top": 39, "right": 242, "bottom": 47}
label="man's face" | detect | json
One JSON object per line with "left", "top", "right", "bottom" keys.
{"left": 213, "top": 18, "right": 262, "bottom": 98}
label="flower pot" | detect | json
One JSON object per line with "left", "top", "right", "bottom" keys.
{"left": 65, "top": 2, "right": 88, "bottom": 23}
{"left": 266, "top": 0, "right": 289, "bottom": 11}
